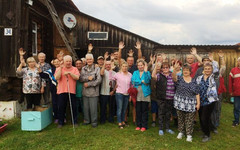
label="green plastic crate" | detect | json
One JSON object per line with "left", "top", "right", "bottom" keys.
{"left": 21, "top": 107, "right": 52, "bottom": 131}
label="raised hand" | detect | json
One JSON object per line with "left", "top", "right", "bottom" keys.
{"left": 35, "top": 63, "right": 40, "bottom": 69}
{"left": 88, "top": 43, "right": 93, "bottom": 52}
{"left": 104, "top": 52, "right": 109, "bottom": 60}
{"left": 110, "top": 53, "right": 114, "bottom": 60}
{"left": 135, "top": 41, "right": 141, "bottom": 50}
{"left": 152, "top": 54, "right": 156, "bottom": 63}
{"left": 127, "top": 49, "right": 134, "bottom": 57}
{"left": 144, "top": 62, "right": 148, "bottom": 72}
{"left": 19, "top": 48, "right": 26, "bottom": 56}
{"left": 173, "top": 62, "right": 180, "bottom": 70}
{"left": 218, "top": 50, "right": 224, "bottom": 58}
{"left": 190, "top": 47, "right": 197, "bottom": 55}
{"left": 119, "top": 41, "right": 125, "bottom": 50}
{"left": 161, "top": 53, "right": 167, "bottom": 61}
{"left": 208, "top": 52, "right": 214, "bottom": 61}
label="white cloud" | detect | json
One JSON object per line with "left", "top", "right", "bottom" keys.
{"left": 72, "top": 0, "right": 240, "bottom": 45}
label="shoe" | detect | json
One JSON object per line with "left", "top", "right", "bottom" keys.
{"left": 54, "top": 119, "right": 58, "bottom": 124}
{"left": 166, "top": 129, "right": 175, "bottom": 134}
{"left": 151, "top": 121, "right": 156, "bottom": 127}
{"left": 213, "top": 129, "right": 218, "bottom": 134}
{"left": 159, "top": 130, "right": 164, "bottom": 135}
{"left": 177, "top": 132, "right": 184, "bottom": 139}
{"left": 186, "top": 135, "right": 192, "bottom": 142}
{"left": 135, "top": 127, "right": 141, "bottom": 130}
{"left": 141, "top": 127, "right": 146, "bottom": 132}
{"left": 202, "top": 135, "right": 211, "bottom": 142}
{"left": 232, "top": 122, "right": 239, "bottom": 127}
{"left": 92, "top": 124, "right": 98, "bottom": 128}
{"left": 74, "top": 123, "right": 79, "bottom": 127}
{"left": 64, "top": 119, "right": 67, "bottom": 123}
{"left": 119, "top": 125, "right": 124, "bottom": 129}
{"left": 57, "top": 125, "right": 63, "bottom": 128}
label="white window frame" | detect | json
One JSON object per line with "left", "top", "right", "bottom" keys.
{"left": 32, "top": 22, "right": 38, "bottom": 56}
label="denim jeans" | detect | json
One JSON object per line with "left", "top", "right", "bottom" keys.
{"left": 233, "top": 96, "right": 240, "bottom": 124}
{"left": 115, "top": 93, "right": 129, "bottom": 123}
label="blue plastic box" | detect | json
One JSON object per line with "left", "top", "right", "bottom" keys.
{"left": 21, "top": 107, "right": 52, "bottom": 131}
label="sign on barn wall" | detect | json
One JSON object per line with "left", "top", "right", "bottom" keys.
{"left": 63, "top": 13, "right": 77, "bottom": 29}
{"left": 4, "top": 28, "right": 12, "bottom": 36}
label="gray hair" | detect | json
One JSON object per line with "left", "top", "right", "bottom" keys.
{"left": 38, "top": 52, "right": 46, "bottom": 57}
{"left": 85, "top": 53, "right": 94, "bottom": 59}
{"left": 63, "top": 55, "right": 72, "bottom": 62}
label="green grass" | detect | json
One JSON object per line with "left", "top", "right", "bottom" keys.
{"left": 0, "top": 102, "right": 240, "bottom": 150}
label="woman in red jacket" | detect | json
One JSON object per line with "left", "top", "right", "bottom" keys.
{"left": 229, "top": 57, "right": 240, "bottom": 127}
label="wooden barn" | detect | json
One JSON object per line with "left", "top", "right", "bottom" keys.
{"left": 0, "top": 0, "right": 240, "bottom": 102}
{"left": 0, "top": 0, "right": 161, "bottom": 101}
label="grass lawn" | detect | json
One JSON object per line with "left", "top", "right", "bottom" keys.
{"left": 0, "top": 102, "right": 240, "bottom": 150}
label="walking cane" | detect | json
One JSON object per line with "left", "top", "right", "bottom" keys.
{"left": 66, "top": 75, "right": 76, "bottom": 135}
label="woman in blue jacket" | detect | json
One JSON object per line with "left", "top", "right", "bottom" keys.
{"left": 131, "top": 59, "right": 151, "bottom": 132}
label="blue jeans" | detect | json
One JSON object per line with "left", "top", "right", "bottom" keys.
{"left": 115, "top": 93, "right": 129, "bottom": 123}
{"left": 233, "top": 96, "right": 240, "bottom": 124}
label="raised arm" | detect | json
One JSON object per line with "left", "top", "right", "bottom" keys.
{"left": 54, "top": 67, "right": 62, "bottom": 80}
{"left": 190, "top": 47, "right": 202, "bottom": 65}
{"left": 118, "top": 41, "right": 125, "bottom": 66}
{"left": 218, "top": 50, "right": 226, "bottom": 77}
{"left": 152, "top": 62, "right": 161, "bottom": 81}
{"left": 100, "top": 52, "right": 108, "bottom": 76}
{"left": 172, "top": 62, "right": 180, "bottom": 82}
{"left": 88, "top": 43, "right": 93, "bottom": 54}
{"left": 135, "top": 41, "right": 142, "bottom": 59}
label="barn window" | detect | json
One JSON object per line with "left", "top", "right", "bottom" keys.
{"left": 32, "top": 22, "right": 37, "bottom": 56}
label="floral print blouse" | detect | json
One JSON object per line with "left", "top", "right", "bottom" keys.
{"left": 16, "top": 67, "right": 43, "bottom": 94}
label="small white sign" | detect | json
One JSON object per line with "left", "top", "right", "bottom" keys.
{"left": 63, "top": 13, "right": 77, "bottom": 29}
{"left": 4, "top": 28, "right": 12, "bottom": 36}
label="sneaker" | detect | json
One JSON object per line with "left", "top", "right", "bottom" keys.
{"left": 186, "top": 135, "right": 192, "bottom": 142}
{"left": 177, "top": 132, "right": 184, "bottom": 139}
{"left": 202, "top": 135, "right": 211, "bottom": 142}
{"left": 166, "top": 129, "right": 175, "bottom": 134}
{"left": 232, "top": 122, "right": 239, "bottom": 127}
{"left": 135, "top": 127, "right": 141, "bottom": 130}
{"left": 213, "top": 129, "right": 218, "bottom": 134}
{"left": 57, "top": 125, "right": 63, "bottom": 128}
{"left": 141, "top": 127, "right": 146, "bottom": 132}
{"left": 159, "top": 130, "right": 164, "bottom": 135}
{"left": 151, "top": 121, "right": 156, "bottom": 127}
{"left": 92, "top": 124, "right": 98, "bottom": 128}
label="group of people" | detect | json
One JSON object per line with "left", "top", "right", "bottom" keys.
{"left": 16, "top": 41, "right": 240, "bottom": 143}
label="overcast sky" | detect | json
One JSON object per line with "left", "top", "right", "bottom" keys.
{"left": 72, "top": 0, "right": 240, "bottom": 45}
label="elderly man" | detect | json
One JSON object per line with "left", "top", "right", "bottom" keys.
{"left": 229, "top": 57, "right": 240, "bottom": 127}
{"left": 100, "top": 54, "right": 117, "bottom": 124}
{"left": 55, "top": 55, "right": 80, "bottom": 128}
{"left": 38, "top": 52, "right": 51, "bottom": 105}
{"left": 186, "top": 47, "right": 202, "bottom": 78}
{"left": 80, "top": 53, "right": 102, "bottom": 128}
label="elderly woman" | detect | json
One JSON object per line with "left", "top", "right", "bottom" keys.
{"left": 152, "top": 62, "right": 175, "bottom": 135}
{"left": 80, "top": 53, "right": 102, "bottom": 128}
{"left": 38, "top": 52, "right": 51, "bottom": 106}
{"left": 54, "top": 55, "right": 80, "bottom": 128}
{"left": 16, "top": 57, "right": 44, "bottom": 110}
{"left": 196, "top": 63, "right": 219, "bottom": 142}
{"left": 113, "top": 62, "right": 132, "bottom": 129}
{"left": 172, "top": 64, "right": 200, "bottom": 142}
{"left": 132, "top": 59, "right": 151, "bottom": 132}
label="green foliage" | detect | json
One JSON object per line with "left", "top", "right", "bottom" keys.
{"left": 0, "top": 103, "right": 239, "bottom": 150}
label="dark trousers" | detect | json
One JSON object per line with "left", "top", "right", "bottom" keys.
{"left": 136, "top": 101, "right": 149, "bottom": 128}
{"left": 199, "top": 102, "right": 215, "bottom": 137}
{"left": 51, "top": 91, "right": 59, "bottom": 119}
{"left": 58, "top": 93, "right": 77, "bottom": 125}
{"left": 76, "top": 97, "right": 83, "bottom": 118}
{"left": 157, "top": 99, "right": 173, "bottom": 130}
{"left": 25, "top": 94, "right": 41, "bottom": 109}
{"left": 100, "top": 95, "right": 116, "bottom": 123}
